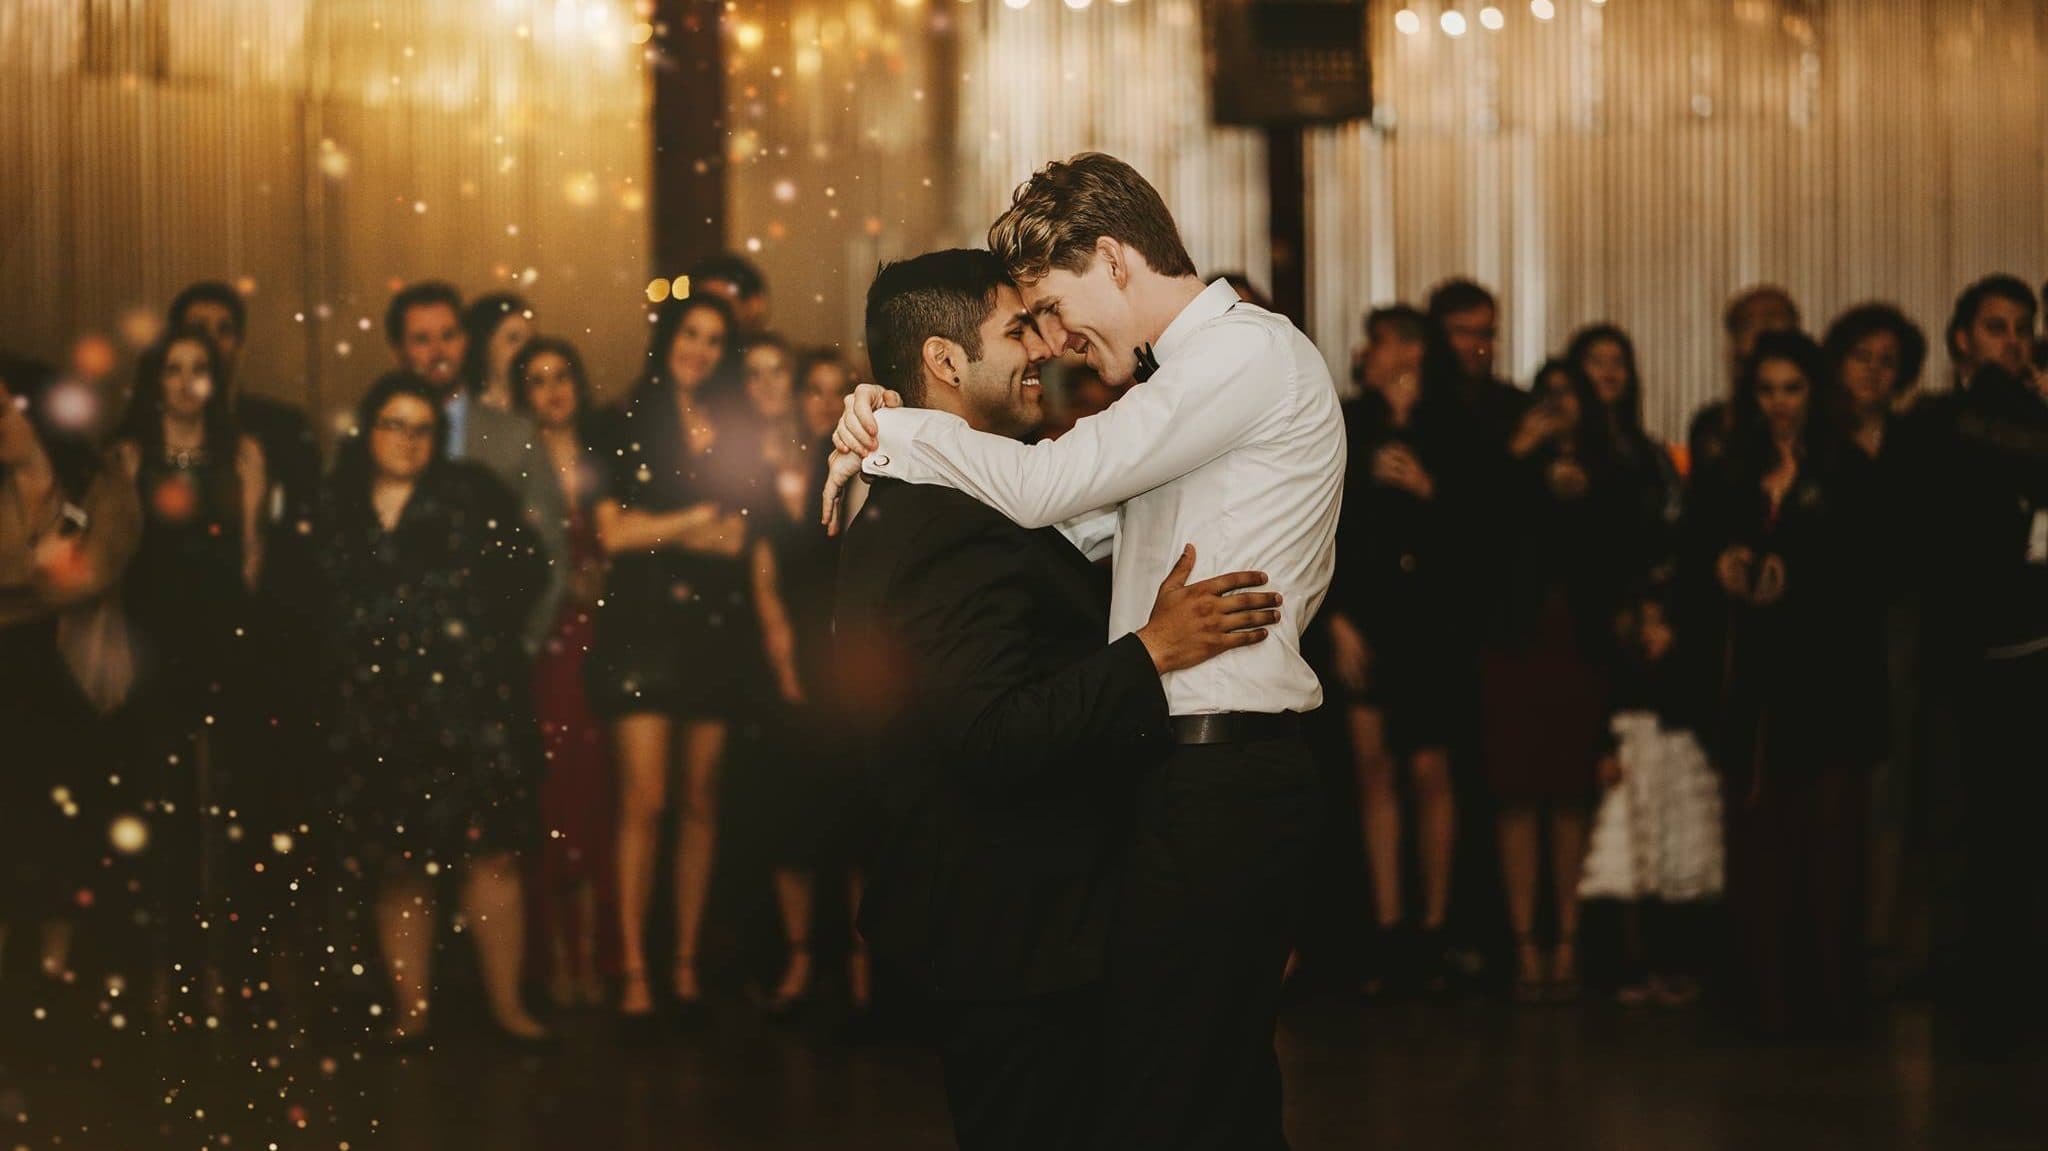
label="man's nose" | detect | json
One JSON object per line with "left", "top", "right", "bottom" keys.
{"left": 1024, "top": 327, "right": 1053, "bottom": 364}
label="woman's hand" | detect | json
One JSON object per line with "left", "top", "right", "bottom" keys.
{"left": 1370, "top": 444, "right": 1435, "bottom": 501}
{"left": 1715, "top": 545, "right": 1756, "bottom": 599}
{"left": 1326, "top": 612, "right": 1372, "bottom": 695}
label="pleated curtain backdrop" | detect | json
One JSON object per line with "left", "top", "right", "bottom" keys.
{"left": 0, "top": 0, "right": 652, "bottom": 431}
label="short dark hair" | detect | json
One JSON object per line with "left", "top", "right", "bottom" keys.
{"left": 460, "top": 292, "right": 532, "bottom": 392}
{"left": 1723, "top": 285, "right": 1801, "bottom": 338}
{"left": 1945, "top": 274, "right": 2037, "bottom": 363}
{"left": 167, "top": 281, "right": 246, "bottom": 336}
{"left": 509, "top": 335, "right": 594, "bottom": 421}
{"left": 384, "top": 280, "right": 464, "bottom": 348}
{"left": 1425, "top": 278, "right": 1496, "bottom": 322}
{"left": 1822, "top": 302, "right": 1928, "bottom": 398}
{"left": 1365, "top": 304, "right": 1429, "bottom": 345}
{"left": 795, "top": 347, "right": 857, "bottom": 396}
{"left": 688, "top": 253, "right": 767, "bottom": 300}
{"left": 988, "top": 153, "right": 1198, "bottom": 283}
{"left": 864, "top": 249, "right": 1011, "bottom": 408}
{"left": 330, "top": 371, "right": 451, "bottom": 526}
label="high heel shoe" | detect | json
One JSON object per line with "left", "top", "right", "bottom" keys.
{"left": 616, "top": 967, "right": 662, "bottom": 1047}
{"left": 668, "top": 953, "right": 707, "bottom": 1032}
{"left": 1548, "top": 940, "right": 1581, "bottom": 1005}
{"left": 1511, "top": 936, "right": 1549, "bottom": 1005}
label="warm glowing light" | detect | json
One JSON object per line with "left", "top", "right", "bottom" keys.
{"left": 671, "top": 275, "right": 691, "bottom": 299}
{"left": 631, "top": 22, "right": 653, "bottom": 44}
{"left": 772, "top": 179, "right": 798, "bottom": 202}
{"left": 647, "top": 278, "right": 671, "bottom": 303}
{"left": 1441, "top": 10, "right": 1468, "bottom": 35}
{"left": 109, "top": 815, "right": 149, "bottom": 855}
{"left": 1393, "top": 8, "right": 1421, "bottom": 34}
{"left": 733, "top": 21, "right": 765, "bottom": 49}
{"left": 1480, "top": 6, "right": 1504, "bottom": 29}
{"left": 563, "top": 172, "right": 599, "bottom": 207}
{"left": 1003, "top": 0, "right": 1030, "bottom": 9}
{"left": 1531, "top": 0, "right": 1555, "bottom": 19}
{"left": 1065, "top": 0, "right": 1093, "bottom": 8}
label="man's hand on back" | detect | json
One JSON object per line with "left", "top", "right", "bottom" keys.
{"left": 1136, "top": 544, "right": 1281, "bottom": 675}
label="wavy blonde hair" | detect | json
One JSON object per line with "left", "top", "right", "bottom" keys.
{"left": 987, "top": 152, "right": 1196, "bottom": 284}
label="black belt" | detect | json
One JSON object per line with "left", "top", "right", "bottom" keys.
{"left": 1170, "top": 712, "right": 1302, "bottom": 746}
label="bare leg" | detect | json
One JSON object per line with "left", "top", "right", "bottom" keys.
{"left": 574, "top": 880, "right": 605, "bottom": 1005}
{"left": 672, "top": 720, "right": 727, "bottom": 1001}
{"left": 463, "top": 851, "right": 547, "bottom": 1038}
{"left": 613, "top": 714, "right": 671, "bottom": 1015}
{"left": 1497, "top": 806, "right": 1544, "bottom": 991}
{"left": 1349, "top": 706, "right": 1403, "bottom": 930}
{"left": 375, "top": 872, "right": 435, "bottom": 1038}
{"left": 1549, "top": 807, "right": 1589, "bottom": 993}
{"left": 771, "top": 868, "right": 815, "bottom": 1004}
{"left": 1411, "top": 746, "right": 1456, "bottom": 931}
{"left": 846, "top": 870, "right": 871, "bottom": 1010}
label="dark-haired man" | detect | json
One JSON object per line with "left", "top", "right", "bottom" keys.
{"left": 836, "top": 248, "right": 1280, "bottom": 1151}
{"left": 1688, "top": 284, "right": 1803, "bottom": 471}
{"left": 1945, "top": 274, "right": 2037, "bottom": 388}
{"left": 688, "top": 252, "right": 770, "bottom": 333}
{"left": 384, "top": 281, "right": 565, "bottom": 646}
{"left": 829, "top": 154, "right": 1343, "bottom": 1151}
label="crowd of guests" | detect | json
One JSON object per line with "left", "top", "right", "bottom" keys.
{"left": 2, "top": 255, "right": 2044, "bottom": 1060}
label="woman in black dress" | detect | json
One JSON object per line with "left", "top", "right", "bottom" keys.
{"left": 589, "top": 293, "right": 790, "bottom": 1030}
{"left": 318, "top": 372, "right": 552, "bottom": 1045}
{"left": 109, "top": 328, "right": 267, "bottom": 1015}
{"left": 0, "top": 352, "right": 140, "bottom": 989}
{"left": 1683, "top": 330, "right": 1885, "bottom": 1036}
{"left": 1479, "top": 358, "right": 1638, "bottom": 1002}
{"left": 1327, "top": 306, "right": 1462, "bottom": 994}
{"left": 1568, "top": 324, "right": 1682, "bottom": 580}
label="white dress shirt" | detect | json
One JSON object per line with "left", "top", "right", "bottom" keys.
{"left": 861, "top": 278, "right": 1346, "bottom": 715}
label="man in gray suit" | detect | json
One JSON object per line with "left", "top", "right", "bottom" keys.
{"left": 384, "top": 281, "right": 567, "bottom": 648}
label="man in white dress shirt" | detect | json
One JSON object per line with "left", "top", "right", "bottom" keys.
{"left": 826, "top": 153, "right": 1344, "bottom": 1151}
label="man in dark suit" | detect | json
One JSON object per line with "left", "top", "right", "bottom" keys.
{"left": 384, "top": 281, "right": 567, "bottom": 649}
{"left": 835, "top": 250, "right": 1281, "bottom": 1151}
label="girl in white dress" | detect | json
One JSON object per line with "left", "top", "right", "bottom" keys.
{"left": 1580, "top": 591, "right": 1724, "bottom": 1006}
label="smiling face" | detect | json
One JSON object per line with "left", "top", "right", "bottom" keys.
{"left": 744, "top": 342, "right": 795, "bottom": 422}
{"left": 369, "top": 393, "right": 438, "bottom": 482}
{"left": 666, "top": 305, "right": 727, "bottom": 394}
{"left": 521, "top": 350, "right": 581, "bottom": 432}
{"left": 160, "top": 337, "right": 214, "bottom": 421}
{"left": 1016, "top": 252, "right": 1144, "bottom": 386}
{"left": 800, "top": 360, "right": 851, "bottom": 441}
{"left": 396, "top": 302, "right": 467, "bottom": 394}
{"left": 955, "top": 284, "right": 1053, "bottom": 438}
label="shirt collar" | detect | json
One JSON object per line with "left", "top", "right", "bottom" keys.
{"left": 1153, "top": 279, "right": 1244, "bottom": 363}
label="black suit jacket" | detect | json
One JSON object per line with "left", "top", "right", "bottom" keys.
{"left": 835, "top": 477, "right": 1170, "bottom": 1003}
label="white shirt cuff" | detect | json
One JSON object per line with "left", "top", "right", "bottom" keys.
{"left": 861, "top": 407, "right": 962, "bottom": 478}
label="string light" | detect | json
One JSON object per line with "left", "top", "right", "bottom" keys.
{"left": 1003, "top": 0, "right": 1030, "bottom": 8}
{"left": 1394, "top": 8, "right": 1421, "bottom": 35}
{"left": 1531, "top": 0, "right": 1555, "bottom": 19}
{"left": 1441, "top": 10, "right": 1468, "bottom": 36}
{"left": 1480, "top": 6, "right": 1505, "bottom": 30}
{"left": 1064, "top": 0, "right": 1093, "bottom": 9}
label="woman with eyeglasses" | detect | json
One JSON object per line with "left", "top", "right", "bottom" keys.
{"left": 316, "top": 370, "right": 553, "bottom": 1048}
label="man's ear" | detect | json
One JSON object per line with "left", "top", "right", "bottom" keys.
{"left": 1097, "top": 237, "right": 1126, "bottom": 287}
{"left": 921, "top": 336, "right": 962, "bottom": 391}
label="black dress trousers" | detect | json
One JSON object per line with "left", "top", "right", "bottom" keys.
{"left": 939, "top": 982, "right": 1103, "bottom": 1151}
{"left": 1094, "top": 737, "right": 1322, "bottom": 1151}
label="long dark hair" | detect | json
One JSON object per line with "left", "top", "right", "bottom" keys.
{"left": 1822, "top": 302, "right": 1928, "bottom": 402}
{"left": 1730, "top": 329, "right": 1838, "bottom": 469}
{"left": 1565, "top": 323, "right": 1647, "bottom": 444}
{"left": 328, "top": 371, "right": 450, "bottom": 531}
{"left": 1530, "top": 356, "right": 1615, "bottom": 471}
{"left": 0, "top": 351, "right": 101, "bottom": 503}
{"left": 642, "top": 291, "right": 751, "bottom": 432}
{"left": 510, "top": 334, "right": 597, "bottom": 443}
{"left": 117, "top": 327, "right": 243, "bottom": 520}
{"left": 461, "top": 292, "right": 532, "bottom": 395}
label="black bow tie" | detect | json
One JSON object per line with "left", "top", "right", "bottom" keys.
{"left": 1133, "top": 343, "right": 1161, "bottom": 383}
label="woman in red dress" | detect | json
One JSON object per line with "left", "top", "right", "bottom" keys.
{"left": 513, "top": 336, "right": 617, "bottom": 1007}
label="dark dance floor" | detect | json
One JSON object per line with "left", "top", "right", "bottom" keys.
{"left": 5, "top": 990, "right": 2044, "bottom": 1151}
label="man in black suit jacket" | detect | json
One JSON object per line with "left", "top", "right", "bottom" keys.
{"left": 835, "top": 250, "right": 1280, "bottom": 1151}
